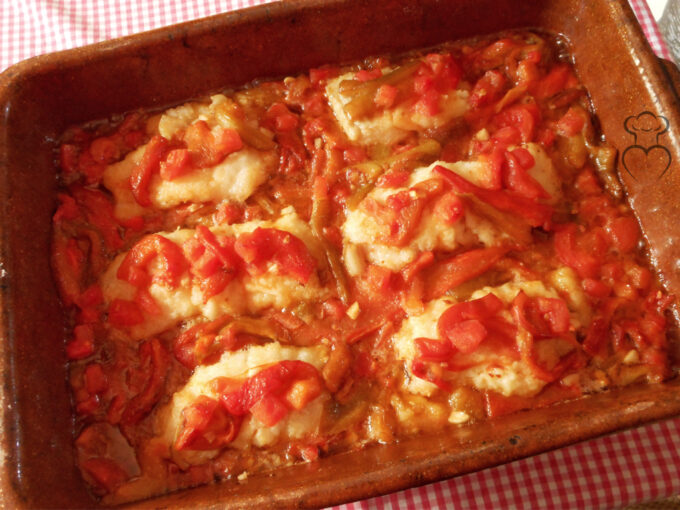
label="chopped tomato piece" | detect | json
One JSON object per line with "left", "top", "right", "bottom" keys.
{"left": 605, "top": 216, "right": 639, "bottom": 254}
{"left": 235, "top": 228, "right": 316, "bottom": 284}
{"left": 220, "top": 360, "right": 322, "bottom": 422}
{"left": 250, "top": 395, "right": 290, "bottom": 426}
{"left": 554, "top": 223, "right": 601, "bottom": 279}
{"left": 107, "top": 299, "right": 144, "bottom": 328}
{"left": 503, "top": 149, "right": 548, "bottom": 200}
{"left": 175, "top": 396, "right": 242, "bottom": 451}
{"left": 433, "top": 192, "right": 465, "bottom": 223}
{"left": 415, "top": 337, "right": 454, "bottom": 362}
{"left": 556, "top": 107, "right": 585, "bottom": 137}
{"left": 374, "top": 84, "right": 398, "bottom": 109}
{"left": 441, "top": 319, "right": 488, "bottom": 353}
{"left": 264, "top": 103, "right": 299, "bottom": 132}
{"left": 66, "top": 324, "right": 96, "bottom": 360}
{"left": 493, "top": 103, "right": 540, "bottom": 143}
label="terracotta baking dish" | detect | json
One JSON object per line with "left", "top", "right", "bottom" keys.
{"left": 2, "top": 0, "right": 680, "bottom": 508}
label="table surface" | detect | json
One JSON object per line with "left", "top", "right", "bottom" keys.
{"left": 1, "top": 1, "right": 679, "bottom": 509}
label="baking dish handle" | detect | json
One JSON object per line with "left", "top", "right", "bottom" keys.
{"left": 659, "top": 58, "right": 680, "bottom": 99}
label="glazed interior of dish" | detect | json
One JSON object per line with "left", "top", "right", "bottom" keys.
{"left": 50, "top": 31, "right": 676, "bottom": 504}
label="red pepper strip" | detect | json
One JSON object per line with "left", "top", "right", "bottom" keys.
{"left": 130, "top": 135, "right": 169, "bottom": 207}
{"left": 345, "top": 320, "right": 387, "bottom": 345}
{"left": 174, "top": 395, "right": 242, "bottom": 451}
{"left": 437, "top": 293, "right": 503, "bottom": 352}
{"left": 424, "top": 246, "right": 509, "bottom": 300}
{"left": 511, "top": 292, "right": 578, "bottom": 382}
{"left": 503, "top": 150, "right": 549, "bottom": 200}
{"left": 195, "top": 225, "right": 242, "bottom": 270}
{"left": 434, "top": 165, "right": 553, "bottom": 228}
{"left": 173, "top": 315, "right": 232, "bottom": 369}
{"left": 71, "top": 187, "right": 124, "bottom": 251}
{"left": 401, "top": 251, "right": 435, "bottom": 284}
{"left": 511, "top": 291, "right": 570, "bottom": 338}
{"left": 121, "top": 338, "right": 169, "bottom": 424}
{"left": 117, "top": 234, "right": 188, "bottom": 289}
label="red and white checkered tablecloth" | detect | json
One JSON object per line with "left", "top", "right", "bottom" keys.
{"left": 1, "top": 1, "right": 678, "bottom": 509}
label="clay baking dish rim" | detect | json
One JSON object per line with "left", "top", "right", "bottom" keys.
{"left": 2, "top": 0, "right": 680, "bottom": 508}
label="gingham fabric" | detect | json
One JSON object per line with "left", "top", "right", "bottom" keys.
{"left": 1, "top": 1, "right": 678, "bottom": 509}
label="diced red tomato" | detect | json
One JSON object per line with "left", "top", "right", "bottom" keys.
{"left": 264, "top": 103, "right": 299, "bottom": 132}
{"left": 107, "top": 299, "right": 144, "bottom": 328}
{"left": 219, "top": 360, "right": 322, "bottom": 425}
{"left": 355, "top": 68, "right": 383, "bottom": 81}
{"left": 556, "top": 107, "right": 585, "bottom": 137}
{"left": 441, "top": 319, "right": 488, "bottom": 353}
{"left": 583, "top": 316, "right": 609, "bottom": 357}
{"left": 605, "top": 216, "right": 639, "bottom": 254}
{"left": 175, "top": 396, "right": 242, "bottom": 450}
{"left": 582, "top": 278, "right": 611, "bottom": 299}
{"left": 503, "top": 149, "right": 549, "bottom": 200}
{"left": 309, "top": 65, "right": 339, "bottom": 86}
{"left": 250, "top": 394, "right": 290, "bottom": 426}
{"left": 84, "top": 363, "right": 108, "bottom": 394}
{"left": 235, "top": 228, "right": 316, "bottom": 284}
{"left": 415, "top": 337, "right": 454, "bottom": 362}
{"left": 433, "top": 192, "right": 465, "bottom": 223}
{"left": 66, "top": 324, "right": 96, "bottom": 360}
{"left": 553, "top": 223, "right": 601, "bottom": 279}
{"left": 493, "top": 102, "right": 540, "bottom": 143}
{"left": 374, "top": 84, "right": 399, "bottom": 109}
